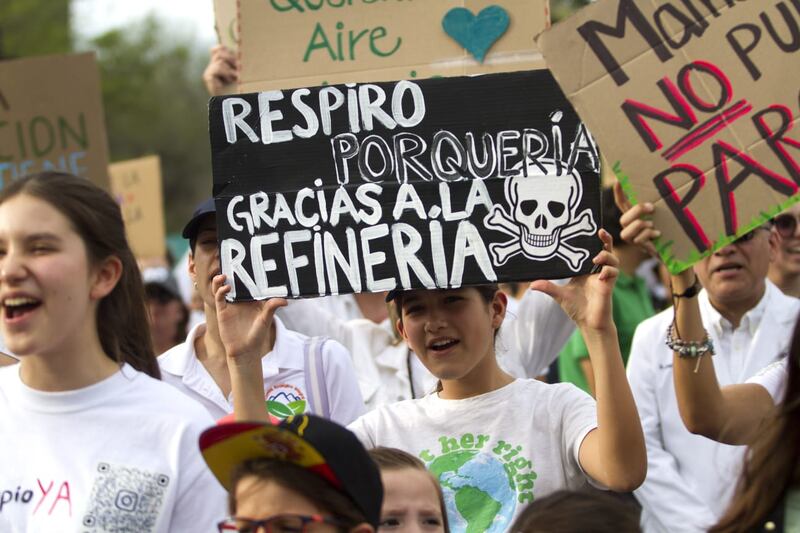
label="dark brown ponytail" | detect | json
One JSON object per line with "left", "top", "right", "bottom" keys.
{"left": 0, "top": 172, "right": 160, "bottom": 378}
{"left": 711, "top": 314, "right": 800, "bottom": 532}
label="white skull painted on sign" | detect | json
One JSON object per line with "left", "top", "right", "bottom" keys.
{"left": 506, "top": 160, "right": 581, "bottom": 259}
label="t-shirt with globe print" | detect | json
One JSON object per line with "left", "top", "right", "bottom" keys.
{"left": 348, "top": 379, "right": 598, "bottom": 533}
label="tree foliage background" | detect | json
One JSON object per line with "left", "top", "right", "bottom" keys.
{"left": 89, "top": 19, "right": 210, "bottom": 233}
{"left": 1, "top": 0, "right": 591, "bottom": 238}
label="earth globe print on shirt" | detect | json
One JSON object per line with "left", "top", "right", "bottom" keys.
{"left": 428, "top": 449, "right": 518, "bottom": 533}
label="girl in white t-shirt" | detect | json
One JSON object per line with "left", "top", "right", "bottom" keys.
{"left": 221, "top": 230, "right": 646, "bottom": 532}
{"left": 0, "top": 172, "right": 225, "bottom": 532}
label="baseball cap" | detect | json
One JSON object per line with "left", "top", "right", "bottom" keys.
{"left": 181, "top": 198, "right": 216, "bottom": 240}
{"left": 199, "top": 415, "right": 383, "bottom": 528}
{"left": 141, "top": 266, "right": 182, "bottom": 301}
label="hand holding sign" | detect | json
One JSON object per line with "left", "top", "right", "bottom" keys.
{"left": 213, "top": 274, "right": 287, "bottom": 362}
{"left": 531, "top": 229, "right": 619, "bottom": 333}
{"left": 204, "top": 45, "right": 239, "bottom": 97}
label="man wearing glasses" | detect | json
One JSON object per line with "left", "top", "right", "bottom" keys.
{"left": 623, "top": 215, "right": 800, "bottom": 533}
{"left": 768, "top": 204, "right": 800, "bottom": 298}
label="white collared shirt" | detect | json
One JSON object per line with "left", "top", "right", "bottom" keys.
{"left": 702, "top": 286, "right": 768, "bottom": 379}
{"left": 627, "top": 281, "right": 800, "bottom": 533}
{"left": 157, "top": 317, "right": 365, "bottom": 425}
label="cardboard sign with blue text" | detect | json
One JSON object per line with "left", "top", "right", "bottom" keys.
{"left": 238, "top": 0, "right": 549, "bottom": 93}
{"left": 539, "top": 0, "right": 800, "bottom": 273}
{"left": 0, "top": 52, "right": 111, "bottom": 190}
{"left": 209, "top": 70, "right": 602, "bottom": 301}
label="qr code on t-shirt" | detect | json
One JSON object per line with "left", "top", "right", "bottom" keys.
{"left": 80, "top": 462, "right": 169, "bottom": 533}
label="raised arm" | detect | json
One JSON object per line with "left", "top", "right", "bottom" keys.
{"left": 532, "top": 230, "right": 646, "bottom": 491}
{"left": 203, "top": 44, "right": 238, "bottom": 96}
{"left": 668, "top": 265, "right": 773, "bottom": 444}
{"left": 617, "top": 190, "right": 775, "bottom": 445}
{"left": 213, "top": 274, "right": 286, "bottom": 422}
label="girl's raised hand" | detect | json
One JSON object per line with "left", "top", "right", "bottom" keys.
{"left": 212, "top": 274, "right": 288, "bottom": 366}
{"left": 529, "top": 229, "right": 619, "bottom": 332}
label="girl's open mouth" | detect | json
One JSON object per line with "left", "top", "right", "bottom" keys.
{"left": 428, "top": 338, "right": 460, "bottom": 353}
{"left": 3, "top": 297, "right": 42, "bottom": 322}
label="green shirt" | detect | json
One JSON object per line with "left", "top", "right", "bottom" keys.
{"left": 558, "top": 270, "right": 655, "bottom": 394}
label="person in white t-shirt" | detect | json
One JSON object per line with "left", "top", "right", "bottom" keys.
{"left": 217, "top": 229, "right": 647, "bottom": 533}
{"left": 159, "top": 199, "right": 365, "bottom": 425}
{"left": 0, "top": 172, "right": 226, "bottom": 532}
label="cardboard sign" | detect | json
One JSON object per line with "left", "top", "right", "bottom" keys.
{"left": 0, "top": 52, "right": 110, "bottom": 190}
{"left": 209, "top": 70, "right": 602, "bottom": 301}
{"left": 109, "top": 156, "right": 166, "bottom": 261}
{"left": 214, "top": 0, "right": 238, "bottom": 51}
{"left": 237, "top": 0, "right": 549, "bottom": 93}
{"left": 539, "top": 0, "right": 800, "bottom": 273}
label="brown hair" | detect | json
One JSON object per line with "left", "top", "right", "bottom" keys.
{"left": 710, "top": 314, "right": 800, "bottom": 533}
{"left": 393, "top": 285, "right": 502, "bottom": 393}
{"left": 0, "top": 172, "right": 159, "bottom": 378}
{"left": 229, "top": 458, "right": 368, "bottom": 528}
{"left": 368, "top": 447, "right": 450, "bottom": 533}
{"left": 392, "top": 285, "right": 500, "bottom": 319}
{"left": 511, "top": 489, "right": 641, "bottom": 532}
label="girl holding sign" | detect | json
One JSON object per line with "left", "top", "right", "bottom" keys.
{"left": 218, "top": 229, "right": 646, "bottom": 531}
{"left": 0, "top": 172, "right": 226, "bottom": 531}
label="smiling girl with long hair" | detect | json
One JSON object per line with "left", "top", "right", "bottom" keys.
{"left": 0, "top": 172, "right": 225, "bottom": 531}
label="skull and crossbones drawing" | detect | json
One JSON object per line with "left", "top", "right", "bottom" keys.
{"left": 483, "top": 158, "right": 597, "bottom": 271}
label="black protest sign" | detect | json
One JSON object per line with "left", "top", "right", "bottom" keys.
{"left": 209, "top": 70, "right": 602, "bottom": 301}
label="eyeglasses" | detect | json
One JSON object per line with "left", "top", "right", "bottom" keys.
{"left": 772, "top": 214, "right": 799, "bottom": 239}
{"left": 733, "top": 227, "right": 769, "bottom": 245}
{"left": 218, "top": 514, "right": 343, "bottom": 533}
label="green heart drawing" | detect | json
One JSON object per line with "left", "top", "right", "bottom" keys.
{"left": 442, "top": 6, "right": 510, "bottom": 63}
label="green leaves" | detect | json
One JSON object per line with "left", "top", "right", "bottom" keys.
{"left": 266, "top": 401, "right": 294, "bottom": 419}
{"left": 266, "top": 399, "right": 307, "bottom": 418}
{"left": 288, "top": 400, "right": 307, "bottom": 415}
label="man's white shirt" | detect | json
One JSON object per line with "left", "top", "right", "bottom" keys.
{"left": 627, "top": 281, "right": 800, "bottom": 532}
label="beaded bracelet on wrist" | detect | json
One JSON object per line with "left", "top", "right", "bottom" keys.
{"left": 665, "top": 324, "right": 714, "bottom": 372}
